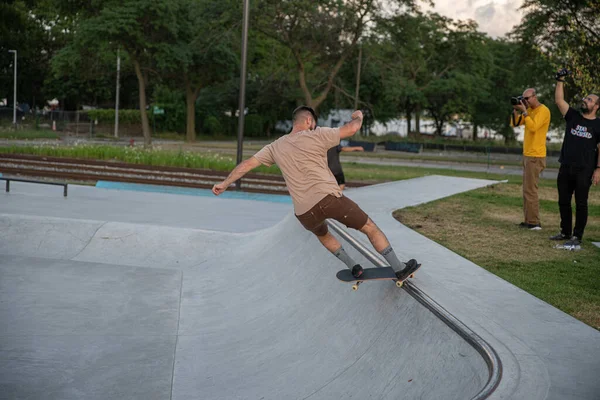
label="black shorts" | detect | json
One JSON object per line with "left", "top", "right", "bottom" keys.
{"left": 333, "top": 173, "right": 345, "bottom": 185}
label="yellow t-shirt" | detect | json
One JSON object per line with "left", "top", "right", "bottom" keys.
{"left": 510, "top": 104, "right": 551, "bottom": 157}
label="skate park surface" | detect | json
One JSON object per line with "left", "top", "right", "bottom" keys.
{"left": 1, "top": 176, "right": 599, "bottom": 400}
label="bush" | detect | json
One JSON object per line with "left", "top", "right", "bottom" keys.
{"left": 203, "top": 115, "right": 223, "bottom": 135}
{"left": 87, "top": 109, "right": 141, "bottom": 124}
{"left": 244, "top": 114, "right": 264, "bottom": 137}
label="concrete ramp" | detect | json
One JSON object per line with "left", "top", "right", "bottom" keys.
{"left": 0, "top": 213, "right": 489, "bottom": 400}
{"left": 1, "top": 176, "right": 599, "bottom": 400}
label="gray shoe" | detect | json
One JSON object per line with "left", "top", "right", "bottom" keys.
{"left": 555, "top": 236, "right": 581, "bottom": 251}
{"left": 549, "top": 232, "right": 568, "bottom": 240}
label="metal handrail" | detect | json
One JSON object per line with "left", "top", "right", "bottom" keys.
{"left": 326, "top": 219, "right": 502, "bottom": 399}
{"left": 0, "top": 176, "right": 68, "bottom": 197}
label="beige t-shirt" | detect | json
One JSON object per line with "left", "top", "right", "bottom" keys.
{"left": 253, "top": 127, "right": 343, "bottom": 215}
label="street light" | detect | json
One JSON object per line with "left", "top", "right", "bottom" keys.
{"left": 115, "top": 48, "right": 121, "bottom": 138}
{"left": 8, "top": 50, "right": 17, "bottom": 126}
{"left": 235, "top": 0, "right": 250, "bottom": 190}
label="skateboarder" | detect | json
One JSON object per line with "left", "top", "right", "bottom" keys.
{"left": 212, "top": 106, "right": 418, "bottom": 279}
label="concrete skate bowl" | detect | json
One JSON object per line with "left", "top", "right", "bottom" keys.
{"left": 0, "top": 212, "right": 501, "bottom": 400}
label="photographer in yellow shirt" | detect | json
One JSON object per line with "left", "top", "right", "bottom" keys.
{"left": 510, "top": 88, "right": 551, "bottom": 230}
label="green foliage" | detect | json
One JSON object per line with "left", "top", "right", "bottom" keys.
{"left": 513, "top": 0, "right": 600, "bottom": 96}
{"left": 243, "top": 115, "right": 264, "bottom": 137}
{"left": 153, "top": 85, "right": 186, "bottom": 133}
{"left": 10, "top": 0, "right": 586, "bottom": 145}
{"left": 203, "top": 115, "right": 224, "bottom": 135}
{"left": 0, "top": 144, "right": 280, "bottom": 174}
{"left": 87, "top": 109, "right": 141, "bottom": 124}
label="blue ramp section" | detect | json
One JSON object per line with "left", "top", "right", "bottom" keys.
{"left": 95, "top": 180, "right": 293, "bottom": 204}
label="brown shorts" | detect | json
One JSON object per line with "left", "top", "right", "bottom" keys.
{"left": 295, "top": 194, "right": 369, "bottom": 237}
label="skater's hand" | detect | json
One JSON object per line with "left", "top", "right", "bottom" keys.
{"left": 592, "top": 169, "right": 600, "bottom": 186}
{"left": 351, "top": 110, "right": 363, "bottom": 121}
{"left": 212, "top": 181, "right": 229, "bottom": 196}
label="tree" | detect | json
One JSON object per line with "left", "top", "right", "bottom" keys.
{"left": 76, "top": 0, "right": 181, "bottom": 145}
{"left": 167, "top": 0, "right": 239, "bottom": 142}
{"left": 370, "top": 13, "right": 490, "bottom": 136}
{"left": 0, "top": 0, "right": 61, "bottom": 112}
{"left": 46, "top": 42, "right": 125, "bottom": 109}
{"left": 513, "top": 0, "right": 600, "bottom": 95}
{"left": 254, "top": 0, "right": 417, "bottom": 112}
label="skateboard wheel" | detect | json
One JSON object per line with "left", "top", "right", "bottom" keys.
{"left": 396, "top": 280, "right": 403, "bottom": 288}
{"left": 352, "top": 284, "right": 359, "bottom": 291}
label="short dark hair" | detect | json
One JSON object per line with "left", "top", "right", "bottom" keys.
{"left": 292, "top": 106, "right": 317, "bottom": 124}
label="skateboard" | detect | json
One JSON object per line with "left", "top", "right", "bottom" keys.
{"left": 336, "top": 264, "right": 420, "bottom": 291}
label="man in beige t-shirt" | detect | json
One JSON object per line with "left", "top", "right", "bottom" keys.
{"left": 213, "top": 106, "right": 419, "bottom": 279}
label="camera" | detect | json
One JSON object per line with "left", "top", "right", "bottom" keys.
{"left": 510, "top": 96, "right": 524, "bottom": 106}
{"left": 555, "top": 68, "right": 570, "bottom": 81}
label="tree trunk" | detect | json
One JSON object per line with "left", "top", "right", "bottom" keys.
{"left": 133, "top": 58, "right": 151, "bottom": 146}
{"left": 437, "top": 121, "right": 444, "bottom": 136}
{"left": 415, "top": 105, "right": 421, "bottom": 134}
{"left": 472, "top": 123, "right": 478, "bottom": 141}
{"left": 185, "top": 82, "right": 200, "bottom": 142}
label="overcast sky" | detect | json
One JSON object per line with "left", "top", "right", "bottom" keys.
{"left": 423, "top": 0, "right": 525, "bottom": 38}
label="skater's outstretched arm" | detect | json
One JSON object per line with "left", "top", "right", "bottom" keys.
{"left": 339, "top": 110, "right": 363, "bottom": 139}
{"left": 212, "top": 157, "right": 261, "bottom": 195}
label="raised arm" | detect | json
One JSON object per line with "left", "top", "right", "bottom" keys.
{"left": 555, "top": 81, "right": 569, "bottom": 116}
{"left": 212, "top": 157, "right": 262, "bottom": 195}
{"left": 340, "top": 146, "right": 364, "bottom": 152}
{"left": 339, "top": 110, "right": 363, "bottom": 139}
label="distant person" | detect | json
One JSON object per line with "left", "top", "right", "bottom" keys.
{"left": 550, "top": 69, "right": 600, "bottom": 250}
{"left": 327, "top": 143, "right": 364, "bottom": 190}
{"left": 212, "top": 106, "right": 420, "bottom": 279}
{"left": 510, "top": 87, "right": 551, "bottom": 230}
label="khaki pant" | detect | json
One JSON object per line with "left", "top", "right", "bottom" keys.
{"left": 523, "top": 156, "right": 546, "bottom": 225}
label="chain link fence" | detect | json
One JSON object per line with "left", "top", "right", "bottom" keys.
{"left": 0, "top": 108, "right": 148, "bottom": 137}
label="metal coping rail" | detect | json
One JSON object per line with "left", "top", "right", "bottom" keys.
{"left": 326, "top": 219, "right": 502, "bottom": 400}
{"left": 1, "top": 177, "right": 68, "bottom": 197}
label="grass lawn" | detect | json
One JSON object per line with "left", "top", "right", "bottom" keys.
{"left": 394, "top": 180, "right": 600, "bottom": 330}
{"left": 0, "top": 129, "right": 59, "bottom": 140}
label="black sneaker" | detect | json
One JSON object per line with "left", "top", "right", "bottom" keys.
{"left": 395, "top": 259, "right": 420, "bottom": 280}
{"left": 351, "top": 264, "right": 363, "bottom": 278}
{"left": 519, "top": 222, "right": 542, "bottom": 230}
{"left": 563, "top": 236, "right": 582, "bottom": 251}
{"left": 549, "top": 232, "right": 568, "bottom": 241}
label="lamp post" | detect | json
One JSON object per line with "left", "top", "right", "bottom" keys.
{"left": 235, "top": 0, "right": 250, "bottom": 190}
{"left": 114, "top": 48, "right": 121, "bottom": 138}
{"left": 8, "top": 50, "right": 17, "bottom": 126}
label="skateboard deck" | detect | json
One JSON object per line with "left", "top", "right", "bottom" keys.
{"left": 336, "top": 264, "right": 420, "bottom": 291}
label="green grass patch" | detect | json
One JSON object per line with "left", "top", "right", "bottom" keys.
{"left": 394, "top": 182, "right": 600, "bottom": 330}
{"left": 0, "top": 144, "right": 280, "bottom": 175}
{"left": 0, "top": 129, "right": 59, "bottom": 140}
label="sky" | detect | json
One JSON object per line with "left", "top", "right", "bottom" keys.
{"left": 424, "top": 0, "right": 525, "bottom": 38}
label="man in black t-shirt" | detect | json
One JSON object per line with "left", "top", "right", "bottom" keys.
{"left": 551, "top": 70, "right": 600, "bottom": 250}
{"left": 327, "top": 143, "right": 364, "bottom": 190}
